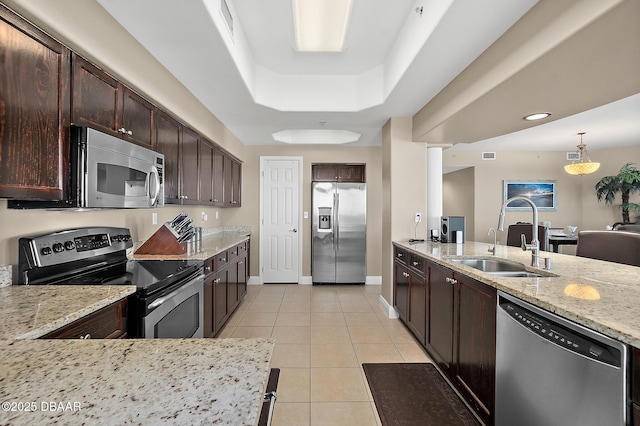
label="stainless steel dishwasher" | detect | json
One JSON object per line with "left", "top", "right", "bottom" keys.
{"left": 495, "top": 291, "right": 628, "bottom": 426}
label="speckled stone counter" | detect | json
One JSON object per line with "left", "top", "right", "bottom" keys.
{"left": 130, "top": 230, "right": 250, "bottom": 261}
{"left": 0, "top": 338, "right": 274, "bottom": 426}
{"left": 0, "top": 285, "right": 136, "bottom": 340}
{"left": 394, "top": 240, "right": 640, "bottom": 347}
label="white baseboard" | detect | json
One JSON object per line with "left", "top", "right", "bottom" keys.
{"left": 248, "top": 276, "right": 261, "bottom": 285}
{"left": 299, "top": 275, "right": 382, "bottom": 285}
{"left": 379, "top": 294, "right": 399, "bottom": 319}
{"left": 366, "top": 275, "right": 382, "bottom": 285}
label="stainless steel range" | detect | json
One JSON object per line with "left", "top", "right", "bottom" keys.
{"left": 18, "top": 227, "right": 204, "bottom": 338}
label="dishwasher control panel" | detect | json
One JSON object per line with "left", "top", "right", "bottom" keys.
{"left": 500, "top": 299, "right": 621, "bottom": 367}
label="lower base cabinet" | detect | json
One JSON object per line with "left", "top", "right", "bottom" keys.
{"left": 392, "top": 244, "right": 496, "bottom": 425}
{"left": 42, "top": 298, "right": 127, "bottom": 339}
{"left": 204, "top": 239, "right": 249, "bottom": 337}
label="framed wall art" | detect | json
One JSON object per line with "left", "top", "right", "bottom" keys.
{"left": 503, "top": 180, "right": 557, "bottom": 211}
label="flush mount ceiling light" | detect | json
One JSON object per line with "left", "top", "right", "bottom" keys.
{"left": 523, "top": 112, "right": 551, "bottom": 121}
{"left": 293, "top": 0, "right": 353, "bottom": 52}
{"left": 272, "top": 129, "right": 361, "bottom": 144}
{"left": 564, "top": 132, "right": 601, "bottom": 176}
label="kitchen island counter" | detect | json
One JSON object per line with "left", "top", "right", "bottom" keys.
{"left": 0, "top": 285, "right": 136, "bottom": 341}
{"left": 0, "top": 337, "right": 274, "bottom": 425}
{"left": 393, "top": 240, "right": 640, "bottom": 347}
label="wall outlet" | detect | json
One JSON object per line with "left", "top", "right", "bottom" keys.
{"left": 152, "top": 212, "right": 158, "bottom": 225}
{"left": 414, "top": 213, "right": 422, "bottom": 223}
{"left": 215, "top": 211, "right": 219, "bottom": 220}
{"left": 202, "top": 211, "right": 208, "bottom": 222}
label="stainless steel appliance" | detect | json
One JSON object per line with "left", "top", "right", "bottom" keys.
{"left": 9, "top": 126, "right": 164, "bottom": 209}
{"left": 441, "top": 215, "right": 465, "bottom": 243}
{"left": 495, "top": 291, "right": 628, "bottom": 425}
{"left": 312, "top": 182, "right": 366, "bottom": 284}
{"left": 18, "top": 227, "right": 204, "bottom": 338}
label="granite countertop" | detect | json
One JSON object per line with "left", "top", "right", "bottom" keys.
{"left": 0, "top": 285, "right": 137, "bottom": 340}
{"left": 130, "top": 230, "right": 250, "bottom": 261}
{"left": 393, "top": 240, "right": 640, "bottom": 347}
{"left": 0, "top": 338, "right": 274, "bottom": 426}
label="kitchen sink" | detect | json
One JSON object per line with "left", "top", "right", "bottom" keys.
{"left": 448, "top": 258, "right": 543, "bottom": 278}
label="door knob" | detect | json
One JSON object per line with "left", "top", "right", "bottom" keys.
{"left": 290, "top": 228, "right": 297, "bottom": 233}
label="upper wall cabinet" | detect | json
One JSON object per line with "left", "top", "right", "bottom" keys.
{"left": 71, "top": 53, "right": 154, "bottom": 148}
{"left": 312, "top": 164, "right": 365, "bottom": 182}
{"left": 0, "top": 6, "right": 71, "bottom": 200}
{"left": 224, "top": 155, "right": 242, "bottom": 207}
{"left": 155, "top": 111, "right": 181, "bottom": 203}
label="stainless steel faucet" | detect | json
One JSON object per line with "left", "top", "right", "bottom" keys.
{"left": 488, "top": 227, "right": 497, "bottom": 255}
{"left": 498, "top": 196, "right": 540, "bottom": 268}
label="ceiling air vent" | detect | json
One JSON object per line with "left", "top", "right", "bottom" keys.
{"left": 482, "top": 152, "right": 496, "bottom": 160}
{"left": 566, "top": 151, "right": 581, "bottom": 161}
{"left": 221, "top": 0, "right": 234, "bottom": 38}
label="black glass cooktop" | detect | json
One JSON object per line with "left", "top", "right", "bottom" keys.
{"left": 42, "top": 259, "right": 202, "bottom": 296}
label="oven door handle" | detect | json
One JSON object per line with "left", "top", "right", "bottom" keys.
{"left": 148, "top": 275, "right": 201, "bottom": 310}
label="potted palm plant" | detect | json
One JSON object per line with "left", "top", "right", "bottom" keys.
{"left": 595, "top": 162, "right": 640, "bottom": 224}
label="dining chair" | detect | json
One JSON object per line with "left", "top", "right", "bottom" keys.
{"left": 506, "top": 222, "right": 550, "bottom": 252}
{"left": 576, "top": 230, "right": 640, "bottom": 266}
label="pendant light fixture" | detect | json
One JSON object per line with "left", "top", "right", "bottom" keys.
{"left": 564, "top": 132, "right": 600, "bottom": 175}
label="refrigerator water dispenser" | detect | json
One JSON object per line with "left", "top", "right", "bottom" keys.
{"left": 318, "top": 207, "right": 332, "bottom": 232}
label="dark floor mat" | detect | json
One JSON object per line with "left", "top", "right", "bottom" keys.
{"left": 362, "top": 363, "right": 480, "bottom": 426}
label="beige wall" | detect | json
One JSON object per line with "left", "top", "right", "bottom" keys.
{"left": 443, "top": 167, "right": 475, "bottom": 239}
{"left": 223, "top": 145, "right": 382, "bottom": 281}
{"left": 0, "top": 202, "right": 225, "bottom": 270}
{"left": 442, "top": 145, "right": 640, "bottom": 248}
{"left": 381, "top": 118, "right": 427, "bottom": 307}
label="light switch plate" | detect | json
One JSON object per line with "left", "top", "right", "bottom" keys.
{"left": 152, "top": 212, "right": 158, "bottom": 225}
{"left": 304, "top": 211, "right": 309, "bottom": 219}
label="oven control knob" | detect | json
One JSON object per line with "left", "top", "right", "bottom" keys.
{"left": 64, "top": 241, "right": 75, "bottom": 251}
{"left": 52, "top": 242, "right": 64, "bottom": 253}
{"left": 122, "top": 234, "right": 131, "bottom": 241}
{"left": 41, "top": 246, "right": 52, "bottom": 256}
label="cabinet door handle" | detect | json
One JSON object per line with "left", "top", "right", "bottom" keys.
{"left": 397, "top": 253, "right": 404, "bottom": 258}
{"left": 214, "top": 278, "right": 221, "bottom": 283}
{"left": 402, "top": 272, "right": 409, "bottom": 278}
{"left": 412, "top": 261, "right": 419, "bottom": 266}
{"left": 446, "top": 277, "right": 458, "bottom": 285}
{"left": 80, "top": 333, "right": 91, "bottom": 339}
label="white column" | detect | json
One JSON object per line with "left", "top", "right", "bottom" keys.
{"left": 427, "top": 147, "right": 443, "bottom": 238}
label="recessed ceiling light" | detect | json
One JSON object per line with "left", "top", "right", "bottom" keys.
{"left": 293, "top": 0, "right": 353, "bottom": 52}
{"left": 523, "top": 112, "right": 551, "bottom": 121}
{"left": 272, "top": 129, "right": 361, "bottom": 144}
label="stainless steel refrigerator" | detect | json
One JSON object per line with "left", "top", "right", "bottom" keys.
{"left": 312, "top": 182, "right": 366, "bottom": 284}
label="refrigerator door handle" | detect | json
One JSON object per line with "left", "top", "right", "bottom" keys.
{"left": 335, "top": 192, "right": 340, "bottom": 250}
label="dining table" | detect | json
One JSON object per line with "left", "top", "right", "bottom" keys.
{"left": 548, "top": 234, "right": 578, "bottom": 253}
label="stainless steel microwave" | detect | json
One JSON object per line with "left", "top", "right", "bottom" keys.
{"left": 9, "top": 126, "right": 164, "bottom": 209}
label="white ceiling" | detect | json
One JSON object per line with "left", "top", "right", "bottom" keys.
{"left": 95, "top": 0, "right": 549, "bottom": 147}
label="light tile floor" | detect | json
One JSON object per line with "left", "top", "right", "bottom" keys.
{"left": 218, "top": 284, "right": 431, "bottom": 426}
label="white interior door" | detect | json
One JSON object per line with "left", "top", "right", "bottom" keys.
{"left": 262, "top": 158, "right": 301, "bottom": 283}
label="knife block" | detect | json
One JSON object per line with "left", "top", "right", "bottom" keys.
{"left": 134, "top": 223, "right": 188, "bottom": 255}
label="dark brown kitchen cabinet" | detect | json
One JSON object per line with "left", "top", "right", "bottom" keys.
{"left": 155, "top": 111, "right": 181, "bottom": 203}
{"left": 212, "top": 147, "right": 225, "bottom": 205}
{"left": 71, "top": 54, "right": 118, "bottom": 137}
{"left": 0, "top": 6, "right": 71, "bottom": 200}
{"left": 392, "top": 244, "right": 497, "bottom": 425}
{"left": 312, "top": 164, "right": 365, "bottom": 182}
{"left": 454, "top": 273, "right": 496, "bottom": 425}
{"left": 407, "top": 256, "right": 427, "bottom": 346}
{"left": 393, "top": 248, "right": 409, "bottom": 322}
{"left": 71, "top": 54, "right": 155, "bottom": 148}
{"left": 204, "top": 239, "right": 250, "bottom": 337}
{"left": 42, "top": 298, "right": 127, "bottom": 339}
{"left": 633, "top": 347, "right": 640, "bottom": 426}
{"left": 180, "top": 127, "right": 200, "bottom": 203}
{"left": 199, "top": 140, "right": 214, "bottom": 204}
{"left": 427, "top": 261, "right": 455, "bottom": 375}
{"left": 224, "top": 155, "right": 242, "bottom": 206}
